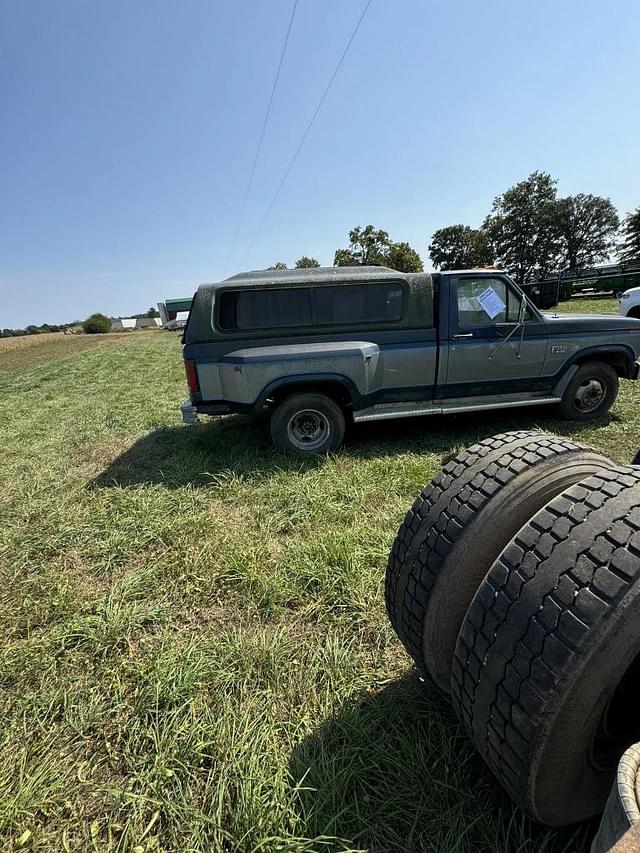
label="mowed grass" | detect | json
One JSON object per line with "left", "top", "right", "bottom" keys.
{"left": 0, "top": 331, "right": 152, "bottom": 372}
{"left": 0, "top": 299, "right": 637, "bottom": 852}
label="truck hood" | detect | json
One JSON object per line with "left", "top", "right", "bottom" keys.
{"left": 541, "top": 312, "right": 640, "bottom": 333}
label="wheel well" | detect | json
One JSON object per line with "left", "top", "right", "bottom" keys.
{"left": 627, "top": 306, "right": 640, "bottom": 319}
{"left": 574, "top": 351, "right": 633, "bottom": 379}
{"left": 267, "top": 381, "right": 353, "bottom": 410}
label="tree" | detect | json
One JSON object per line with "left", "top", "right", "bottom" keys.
{"left": 553, "top": 194, "right": 619, "bottom": 270}
{"left": 269, "top": 261, "right": 288, "bottom": 270}
{"left": 82, "top": 313, "right": 111, "bottom": 334}
{"left": 619, "top": 208, "right": 640, "bottom": 263}
{"left": 387, "top": 241, "right": 423, "bottom": 272}
{"left": 146, "top": 306, "right": 160, "bottom": 318}
{"left": 295, "top": 256, "right": 320, "bottom": 268}
{"left": 483, "top": 171, "right": 560, "bottom": 284}
{"left": 333, "top": 225, "right": 423, "bottom": 271}
{"left": 333, "top": 225, "right": 391, "bottom": 266}
{"left": 428, "top": 225, "right": 492, "bottom": 270}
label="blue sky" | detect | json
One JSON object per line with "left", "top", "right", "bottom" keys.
{"left": 2, "top": 0, "right": 639, "bottom": 328}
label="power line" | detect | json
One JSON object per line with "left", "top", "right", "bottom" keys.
{"left": 224, "top": 0, "right": 299, "bottom": 276}
{"left": 238, "top": 0, "right": 373, "bottom": 269}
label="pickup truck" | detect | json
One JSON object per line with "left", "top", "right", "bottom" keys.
{"left": 180, "top": 266, "right": 640, "bottom": 454}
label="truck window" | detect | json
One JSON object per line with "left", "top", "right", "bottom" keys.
{"left": 314, "top": 283, "right": 403, "bottom": 325}
{"left": 218, "top": 281, "right": 405, "bottom": 331}
{"left": 219, "top": 288, "right": 312, "bottom": 330}
{"left": 457, "top": 277, "right": 521, "bottom": 326}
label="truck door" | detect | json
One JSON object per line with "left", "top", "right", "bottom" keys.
{"left": 443, "top": 275, "right": 548, "bottom": 397}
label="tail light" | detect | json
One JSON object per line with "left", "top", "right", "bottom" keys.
{"left": 184, "top": 359, "right": 199, "bottom": 394}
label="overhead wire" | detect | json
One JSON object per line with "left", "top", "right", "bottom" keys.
{"left": 224, "top": 0, "right": 299, "bottom": 276}
{"left": 238, "top": 0, "right": 373, "bottom": 270}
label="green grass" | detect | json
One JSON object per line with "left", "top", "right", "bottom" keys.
{"left": 0, "top": 298, "right": 636, "bottom": 852}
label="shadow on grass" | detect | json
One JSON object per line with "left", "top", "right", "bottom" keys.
{"left": 289, "top": 671, "right": 596, "bottom": 853}
{"left": 91, "top": 407, "right": 617, "bottom": 490}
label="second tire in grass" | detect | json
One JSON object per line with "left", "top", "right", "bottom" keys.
{"left": 451, "top": 467, "right": 640, "bottom": 825}
{"left": 385, "top": 430, "right": 612, "bottom": 694}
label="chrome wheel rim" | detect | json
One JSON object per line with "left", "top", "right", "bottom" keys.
{"left": 574, "top": 378, "right": 606, "bottom": 412}
{"left": 287, "top": 409, "right": 330, "bottom": 451}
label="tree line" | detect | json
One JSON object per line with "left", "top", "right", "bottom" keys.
{"left": 272, "top": 172, "right": 640, "bottom": 283}
{"left": 0, "top": 321, "right": 80, "bottom": 338}
{"left": 1, "top": 306, "right": 160, "bottom": 338}
{"left": 429, "top": 172, "right": 639, "bottom": 283}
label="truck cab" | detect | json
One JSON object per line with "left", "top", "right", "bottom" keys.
{"left": 181, "top": 266, "right": 640, "bottom": 454}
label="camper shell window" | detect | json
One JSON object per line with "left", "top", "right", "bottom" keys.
{"left": 218, "top": 281, "right": 405, "bottom": 331}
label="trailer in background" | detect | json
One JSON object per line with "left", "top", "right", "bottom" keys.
{"left": 539, "top": 260, "right": 640, "bottom": 301}
{"left": 111, "top": 317, "right": 137, "bottom": 331}
{"left": 519, "top": 260, "right": 640, "bottom": 310}
{"left": 157, "top": 297, "right": 193, "bottom": 327}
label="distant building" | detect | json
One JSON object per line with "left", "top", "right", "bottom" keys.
{"left": 111, "top": 318, "right": 136, "bottom": 331}
{"left": 136, "top": 317, "right": 162, "bottom": 329}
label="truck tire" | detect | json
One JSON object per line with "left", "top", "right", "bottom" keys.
{"left": 451, "top": 467, "right": 640, "bottom": 826}
{"left": 270, "top": 392, "right": 345, "bottom": 455}
{"left": 385, "top": 431, "right": 611, "bottom": 694}
{"left": 559, "top": 361, "right": 619, "bottom": 420}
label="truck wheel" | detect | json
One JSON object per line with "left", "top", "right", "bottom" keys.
{"left": 385, "top": 431, "right": 610, "bottom": 694}
{"left": 451, "top": 467, "right": 640, "bottom": 825}
{"left": 559, "top": 361, "right": 618, "bottom": 420}
{"left": 270, "top": 392, "right": 345, "bottom": 455}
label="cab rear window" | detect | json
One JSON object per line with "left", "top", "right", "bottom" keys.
{"left": 218, "top": 282, "right": 404, "bottom": 331}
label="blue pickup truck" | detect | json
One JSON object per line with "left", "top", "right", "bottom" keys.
{"left": 180, "top": 266, "right": 640, "bottom": 454}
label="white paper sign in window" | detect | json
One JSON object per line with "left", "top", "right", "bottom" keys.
{"left": 476, "top": 286, "right": 506, "bottom": 320}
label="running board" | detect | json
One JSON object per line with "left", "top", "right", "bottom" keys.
{"left": 353, "top": 394, "right": 560, "bottom": 423}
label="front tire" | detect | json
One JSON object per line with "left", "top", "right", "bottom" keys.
{"left": 270, "top": 393, "right": 345, "bottom": 455}
{"left": 559, "top": 361, "right": 618, "bottom": 420}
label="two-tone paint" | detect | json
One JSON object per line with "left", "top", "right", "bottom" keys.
{"left": 181, "top": 267, "right": 640, "bottom": 424}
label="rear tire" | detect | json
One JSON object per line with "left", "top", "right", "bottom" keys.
{"left": 451, "top": 467, "right": 640, "bottom": 825}
{"left": 559, "top": 361, "right": 618, "bottom": 421}
{"left": 385, "top": 431, "right": 611, "bottom": 694}
{"left": 270, "top": 392, "right": 345, "bottom": 455}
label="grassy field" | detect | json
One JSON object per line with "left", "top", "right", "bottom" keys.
{"left": 0, "top": 331, "right": 149, "bottom": 372}
{"left": 1, "top": 299, "right": 638, "bottom": 852}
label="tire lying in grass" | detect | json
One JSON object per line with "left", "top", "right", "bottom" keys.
{"left": 591, "top": 742, "right": 640, "bottom": 853}
{"left": 451, "top": 467, "right": 640, "bottom": 826}
{"left": 385, "top": 430, "right": 612, "bottom": 694}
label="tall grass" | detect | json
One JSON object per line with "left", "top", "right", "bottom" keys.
{"left": 0, "top": 303, "right": 630, "bottom": 851}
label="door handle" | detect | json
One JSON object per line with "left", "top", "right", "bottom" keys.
{"left": 453, "top": 333, "right": 474, "bottom": 339}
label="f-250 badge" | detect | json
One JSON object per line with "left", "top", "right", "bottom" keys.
{"left": 551, "top": 344, "right": 568, "bottom": 354}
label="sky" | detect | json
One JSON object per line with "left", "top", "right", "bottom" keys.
{"left": 1, "top": 0, "right": 639, "bottom": 328}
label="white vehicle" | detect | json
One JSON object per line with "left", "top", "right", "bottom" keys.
{"left": 619, "top": 287, "right": 640, "bottom": 319}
